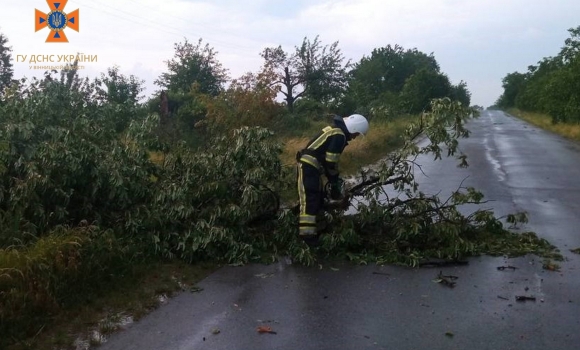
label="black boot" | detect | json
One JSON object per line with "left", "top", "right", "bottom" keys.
{"left": 301, "top": 234, "right": 321, "bottom": 247}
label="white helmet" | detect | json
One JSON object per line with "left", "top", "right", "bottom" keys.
{"left": 343, "top": 114, "right": 369, "bottom": 136}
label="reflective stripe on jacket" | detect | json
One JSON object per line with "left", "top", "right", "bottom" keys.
{"left": 297, "top": 119, "right": 349, "bottom": 182}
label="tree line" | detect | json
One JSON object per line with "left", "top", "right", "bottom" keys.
{"left": 495, "top": 25, "right": 580, "bottom": 123}
{"left": 148, "top": 37, "right": 471, "bottom": 142}
{"left": 1, "top": 32, "right": 474, "bottom": 146}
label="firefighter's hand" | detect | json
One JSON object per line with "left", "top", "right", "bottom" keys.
{"left": 330, "top": 181, "right": 343, "bottom": 200}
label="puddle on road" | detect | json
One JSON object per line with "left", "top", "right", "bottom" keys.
{"left": 484, "top": 132, "right": 507, "bottom": 182}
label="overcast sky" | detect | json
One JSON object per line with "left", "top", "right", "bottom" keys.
{"left": 1, "top": 0, "right": 579, "bottom": 107}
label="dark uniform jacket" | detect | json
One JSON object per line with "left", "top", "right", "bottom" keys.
{"left": 297, "top": 116, "right": 351, "bottom": 184}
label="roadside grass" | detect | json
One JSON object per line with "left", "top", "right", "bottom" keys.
{"left": 151, "top": 115, "right": 416, "bottom": 202}
{"left": 7, "top": 262, "right": 217, "bottom": 350}
{"left": 338, "top": 116, "right": 415, "bottom": 174}
{"left": 507, "top": 108, "right": 580, "bottom": 142}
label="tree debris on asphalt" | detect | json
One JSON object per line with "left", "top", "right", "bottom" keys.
{"left": 256, "top": 326, "right": 277, "bottom": 334}
{"left": 371, "top": 271, "right": 391, "bottom": 276}
{"left": 420, "top": 260, "right": 469, "bottom": 268}
{"left": 190, "top": 286, "right": 204, "bottom": 293}
{"left": 433, "top": 271, "right": 458, "bottom": 288}
{"left": 542, "top": 260, "right": 560, "bottom": 271}
{"left": 515, "top": 296, "right": 536, "bottom": 302}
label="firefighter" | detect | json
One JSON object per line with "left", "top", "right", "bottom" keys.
{"left": 296, "top": 114, "right": 369, "bottom": 246}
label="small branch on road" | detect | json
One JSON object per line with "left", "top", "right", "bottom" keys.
{"left": 371, "top": 271, "right": 391, "bottom": 276}
{"left": 515, "top": 296, "right": 536, "bottom": 302}
{"left": 419, "top": 260, "right": 469, "bottom": 268}
{"left": 433, "top": 271, "right": 458, "bottom": 288}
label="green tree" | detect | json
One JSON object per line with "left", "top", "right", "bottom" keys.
{"left": 295, "top": 36, "right": 349, "bottom": 105}
{"left": 94, "top": 66, "right": 147, "bottom": 132}
{"left": 97, "top": 66, "right": 144, "bottom": 105}
{"left": 0, "top": 31, "right": 14, "bottom": 94}
{"left": 0, "top": 73, "right": 145, "bottom": 237}
{"left": 399, "top": 68, "right": 452, "bottom": 113}
{"left": 540, "top": 61, "right": 580, "bottom": 123}
{"left": 451, "top": 80, "right": 472, "bottom": 107}
{"left": 346, "top": 45, "right": 440, "bottom": 109}
{"left": 260, "top": 36, "right": 349, "bottom": 112}
{"left": 512, "top": 59, "right": 558, "bottom": 112}
{"left": 152, "top": 38, "right": 228, "bottom": 143}
{"left": 496, "top": 72, "right": 527, "bottom": 108}
{"left": 544, "top": 25, "right": 580, "bottom": 122}
{"left": 559, "top": 25, "right": 580, "bottom": 64}
{"left": 503, "top": 26, "right": 580, "bottom": 123}
{"left": 155, "top": 38, "right": 229, "bottom": 95}
{"left": 199, "top": 70, "right": 285, "bottom": 133}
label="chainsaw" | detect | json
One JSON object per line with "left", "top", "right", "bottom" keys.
{"left": 323, "top": 179, "right": 351, "bottom": 211}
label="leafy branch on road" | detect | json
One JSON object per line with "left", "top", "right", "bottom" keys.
{"left": 279, "top": 98, "right": 561, "bottom": 266}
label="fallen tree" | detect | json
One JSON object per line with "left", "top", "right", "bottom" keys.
{"left": 275, "top": 98, "right": 561, "bottom": 265}
{"left": 0, "top": 75, "right": 559, "bottom": 268}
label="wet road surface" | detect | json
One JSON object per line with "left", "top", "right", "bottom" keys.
{"left": 98, "top": 110, "right": 580, "bottom": 350}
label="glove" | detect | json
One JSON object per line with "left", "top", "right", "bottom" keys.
{"left": 329, "top": 180, "right": 343, "bottom": 200}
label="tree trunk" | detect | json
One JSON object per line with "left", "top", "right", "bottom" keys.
{"left": 160, "top": 90, "right": 169, "bottom": 126}
{"left": 284, "top": 67, "right": 295, "bottom": 112}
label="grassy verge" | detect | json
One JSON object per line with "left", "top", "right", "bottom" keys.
{"left": 507, "top": 108, "right": 580, "bottom": 142}
{"left": 7, "top": 261, "right": 217, "bottom": 350}
{"left": 338, "top": 115, "right": 415, "bottom": 174}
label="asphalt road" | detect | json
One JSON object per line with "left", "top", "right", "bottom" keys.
{"left": 97, "top": 110, "right": 580, "bottom": 350}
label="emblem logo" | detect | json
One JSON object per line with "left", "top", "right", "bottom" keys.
{"left": 35, "top": 0, "right": 79, "bottom": 43}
